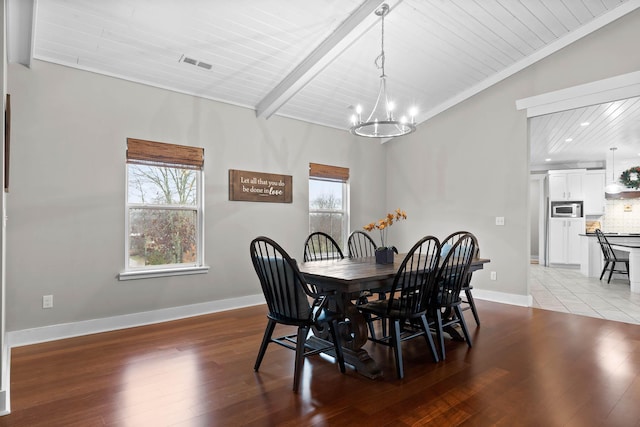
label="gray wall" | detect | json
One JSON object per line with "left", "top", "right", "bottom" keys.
{"left": 5, "top": 8, "right": 640, "bottom": 332}
{"left": 385, "top": 9, "right": 640, "bottom": 298}
{"left": 6, "top": 60, "right": 387, "bottom": 331}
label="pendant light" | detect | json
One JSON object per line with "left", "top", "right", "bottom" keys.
{"left": 349, "top": 3, "right": 417, "bottom": 138}
{"left": 605, "top": 147, "right": 622, "bottom": 194}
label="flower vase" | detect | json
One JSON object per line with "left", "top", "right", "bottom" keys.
{"left": 375, "top": 247, "right": 394, "bottom": 264}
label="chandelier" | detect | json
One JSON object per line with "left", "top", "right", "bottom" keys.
{"left": 350, "top": 3, "right": 417, "bottom": 138}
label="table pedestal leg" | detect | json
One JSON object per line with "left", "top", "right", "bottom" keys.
{"left": 306, "top": 336, "right": 382, "bottom": 379}
{"left": 309, "top": 299, "right": 382, "bottom": 379}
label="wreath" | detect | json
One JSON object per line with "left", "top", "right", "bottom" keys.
{"left": 620, "top": 166, "right": 640, "bottom": 189}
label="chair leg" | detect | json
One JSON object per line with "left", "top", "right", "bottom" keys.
{"left": 600, "top": 261, "right": 610, "bottom": 280}
{"left": 435, "top": 309, "right": 445, "bottom": 361}
{"left": 454, "top": 306, "right": 472, "bottom": 348}
{"left": 419, "top": 314, "right": 439, "bottom": 363}
{"left": 382, "top": 316, "right": 387, "bottom": 338}
{"left": 464, "top": 287, "right": 480, "bottom": 326}
{"left": 254, "top": 319, "right": 276, "bottom": 371}
{"left": 390, "top": 319, "right": 404, "bottom": 379}
{"left": 362, "top": 312, "right": 377, "bottom": 340}
{"left": 358, "top": 295, "right": 379, "bottom": 340}
{"left": 292, "top": 326, "right": 310, "bottom": 393}
{"left": 608, "top": 261, "right": 616, "bottom": 284}
{"left": 626, "top": 261, "right": 630, "bottom": 281}
{"left": 329, "top": 319, "right": 346, "bottom": 373}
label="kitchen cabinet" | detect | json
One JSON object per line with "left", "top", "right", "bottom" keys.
{"left": 583, "top": 170, "right": 605, "bottom": 215}
{"left": 549, "top": 169, "right": 585, "bottom": 200}
{"left": 549, "top": 218, "right": 584, "bottom": 264}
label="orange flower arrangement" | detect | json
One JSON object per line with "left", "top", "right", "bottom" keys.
{"left": 363, "top": 208, "right": 407, "bottom": 249}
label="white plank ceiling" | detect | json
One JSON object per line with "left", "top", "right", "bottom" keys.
{"left": 530, "top": 96, "right": 640, "bottom": 169}
{"left": 7, "top": 0, "right": 640, "bottom": 165}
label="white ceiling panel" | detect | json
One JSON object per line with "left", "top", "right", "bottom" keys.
{"left": 530, "top": 96, "right": 640, "bottom": 169}
{"left": 6, "top": 0, "right": 637, "bottom": 162}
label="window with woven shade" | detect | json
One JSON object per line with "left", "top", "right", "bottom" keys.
{"left": 308, "top": 163, "right": 350, "bottom": 250}
{"left": 121, "top": 138, "right": 207, "bottom": 279}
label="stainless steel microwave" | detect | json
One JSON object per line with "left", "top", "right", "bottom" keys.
{"left": 551, "top": 201, "right": 583, "bottom": 218}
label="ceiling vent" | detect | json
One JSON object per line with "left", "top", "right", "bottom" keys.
{"left": 180, "top": 55, "right": 211, "bottom": 71}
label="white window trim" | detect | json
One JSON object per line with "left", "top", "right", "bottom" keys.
{"left": 118, "top": 265, "right": 209, "bottom": 281}
{"left": 120, "top": 165, "right": 207, "bottom": 280}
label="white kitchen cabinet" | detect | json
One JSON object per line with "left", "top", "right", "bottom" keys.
{"left": 549, "top": 170, "right": 585, "bottom": 201}
{"left": 549, "top": 218, "right": 584, "bottom": 264}
{"left": 583, "top": 170, "right": 605, "bottom": 215}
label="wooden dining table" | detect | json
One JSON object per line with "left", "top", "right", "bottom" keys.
{"left": 298, "top": 255, "right": 490, "bottom": 378}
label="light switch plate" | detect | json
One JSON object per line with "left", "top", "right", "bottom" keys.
{"left": 495, "top": 216, "right": 505, "bottom": 226}
{"left": 42, "top": 295, "right": 53, "bottom": 309}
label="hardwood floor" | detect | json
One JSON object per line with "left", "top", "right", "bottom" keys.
{"left": 2, "top": 301, "right": 640, "bottom": 426}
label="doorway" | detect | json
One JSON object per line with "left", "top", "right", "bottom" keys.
{"left": 521, "top": 71, "right": 640, "bottom": 324}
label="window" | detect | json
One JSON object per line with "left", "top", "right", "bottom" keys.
{"left": 121, "top": 138, "right": 206, "bottom": 279}
{"left": 309, "top": 163, "right": 349, "bottom": 250}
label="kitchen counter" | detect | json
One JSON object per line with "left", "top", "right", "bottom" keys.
{"left": 581, "top": 233, "right": 640, "bottom": 237}
{"left": 580, "top": 233, "right": 640, "bottom": 281}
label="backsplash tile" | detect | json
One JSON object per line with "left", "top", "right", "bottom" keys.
{"left": 602, "top": 199, "right": 640, "bottom": 232}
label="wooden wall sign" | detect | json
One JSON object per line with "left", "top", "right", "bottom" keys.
{"left": 229, "top": 169, "right": 292, "bottom": 203}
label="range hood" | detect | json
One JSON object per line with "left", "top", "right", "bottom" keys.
{"left": 605, "top": 191, "right": 640, "bottom": 199}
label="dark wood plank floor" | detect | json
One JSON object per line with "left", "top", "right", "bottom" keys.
{"left": 1, "top": 300, "right": 640, "bottom": 426}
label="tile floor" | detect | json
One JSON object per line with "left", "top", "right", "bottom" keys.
{"left": 530, "top": 264, "right": 640, "bottom": 325}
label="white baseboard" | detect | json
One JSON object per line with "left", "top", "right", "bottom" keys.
{"left": 473, "top": 289, "right": 533, "bottom": 307}
{"left": 6, "top": 289, "right": 533, "bottom": 349}
{"left": 7, "top": 294, "right": 265, "bottom": 348}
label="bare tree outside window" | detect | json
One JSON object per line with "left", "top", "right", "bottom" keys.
{"left": 309, "top": 179, "right": 347, "bottom": 250}
{"left": 128, "top": 164, "right": 199, "bottom": 267}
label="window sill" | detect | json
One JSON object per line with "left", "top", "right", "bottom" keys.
{"left": 118, "top": 265, "right": 210, "bottom": 281}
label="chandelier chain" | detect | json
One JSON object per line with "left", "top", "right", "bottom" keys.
{"left": 375, "top": 7, "right": 386, "bottom": 78}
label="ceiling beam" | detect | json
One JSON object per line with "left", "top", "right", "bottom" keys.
{"left": 256, "top": 0, "right": 402, "bottom": 119}
{"left": 516, "top": 71, "right": 640, "bottom": 118}
{"left": 7, "top": 0, "right": 35, "bottom": 67}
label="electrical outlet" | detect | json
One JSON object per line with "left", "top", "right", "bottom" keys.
{"left": 495, "top": 217, "right": 505, "bottom": 226}
{"left": 490, "top": 271, "right": 497, "bottom": 281}
{"left": 42, "top": 295, "right": 53, "bottom": 309}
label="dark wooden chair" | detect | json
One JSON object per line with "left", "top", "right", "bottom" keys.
{"left": 347, "top": 230, "right": 377, "bottom": 258}
{"left": 250, "top": 236, "right": 346, "bottom": 392}
{"left": 441, "top": 231, "right": 481, "bottom": 326}
{"left": 358, "top": 236, "right": 441, "bottom": 379}
{"left": 304, "top": 231, "right": 344, "bottom": 262}
{"left": 595, "top": 229, "right": 629, "bottom": 283}
{"left": 430, "top": 232, "right": 477, "bottom": 360}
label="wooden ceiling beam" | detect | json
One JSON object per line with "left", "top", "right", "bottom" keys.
{"left": 255, "top": 0, "right": 402, "bottom": 120}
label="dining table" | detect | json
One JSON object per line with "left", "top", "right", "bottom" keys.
{"left": 298, "top": 254, "right": 490, "bottom": 378}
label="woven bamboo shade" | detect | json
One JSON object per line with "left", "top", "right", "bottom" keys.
{"left": 127, "top": 138, "right": 204, "bottom": 169}
{"left": 309, "top": 163, "right": 349, "bottom": 182}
